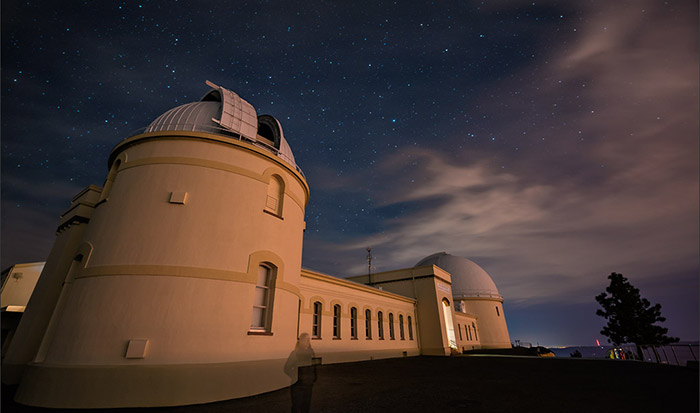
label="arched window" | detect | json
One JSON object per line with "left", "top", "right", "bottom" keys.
{"left": 265, "top": 175, "right": 284, "bottom": 216}
{"left": 389, "top": 313, "right": 395, "bottom": 340}
{"left": 365, "top": 309, "right": 372, "bottom": 339}
{"left": 468, "top": 325, "right": 472, "bottom": 341}
{"left": 472, "top": 322, "right": 478, "bottom": 341}
{"left": 458, "top": 324, "right": 462, "bottom": 341}
{"left": 399, "top": 314, "right": 405, "bottom": 340}
{"left": 250, "top": 264, "right": 276, "bottom": 332}
{"left": 350, "top": 307, "right": 358, "bottom": 339}
{"left": 407, "top": 316, "right": 413, "bottom": 340}
{"left": 333, "top": 304, "right": 341, "bottom": 339}
{"left": 312, "top": 301, "right": 322, "bottom": 338}
{"left": 377, "top": 311, "right": 384, "bottom": 340}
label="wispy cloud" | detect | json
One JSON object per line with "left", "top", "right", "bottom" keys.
{"left": 303, "top": 1, "right": 699, "bottom": 313}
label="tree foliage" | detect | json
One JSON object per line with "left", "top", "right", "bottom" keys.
{"left": 595, "top": 272, "right": 679, "bottom": 347}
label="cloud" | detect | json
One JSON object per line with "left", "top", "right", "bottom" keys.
{"left": 303, "top": 1, "right": 699, "bottom": 314}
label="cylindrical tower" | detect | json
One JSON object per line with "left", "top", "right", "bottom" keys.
{"left": 14, "top": 81, "right": 309, "bottom": 408}
{"left": 415, "top": 252, "right": 511, "bottom": 349}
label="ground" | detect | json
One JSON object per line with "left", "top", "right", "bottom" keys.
{"left": 2, "top": 355, "right": 698, "bottom": 412}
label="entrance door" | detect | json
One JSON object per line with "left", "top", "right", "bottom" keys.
{"left": 442, "top": 299, "right": 457, "bottom": 350}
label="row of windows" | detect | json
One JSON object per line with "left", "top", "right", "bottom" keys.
{"left": 313, "top": 302, "right": 414, "bottom": 341}
{"left": 457, "top": 322, "right": 479, "bottom": 342}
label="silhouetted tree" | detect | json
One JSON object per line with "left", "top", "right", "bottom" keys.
{"left": 595, "top": 272, "right": 678, "bottom": 359}
{"left": 570, "top": 349, "right": 582, "bottom": 358}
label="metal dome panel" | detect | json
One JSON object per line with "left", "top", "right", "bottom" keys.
{"left": 205, "top": 80, "right": 258, "bottom": 141}
{"left": 145, "top": 101, "right": 221, "bottom": 133}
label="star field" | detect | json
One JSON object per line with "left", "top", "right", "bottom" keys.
{"left": 2, "top": 0, "right": 698, "bottom": 347}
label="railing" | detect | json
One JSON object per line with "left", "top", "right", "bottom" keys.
{"left": 621, "top": 343, "right": 699, "bottom": 367}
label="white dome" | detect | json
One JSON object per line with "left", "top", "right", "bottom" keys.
{"left": 145, "top": 101, "right": 221, "bottom": 134}
{"left": 143, "top": 81, "right": 297, "bottom": 170}
{"left": 415, "top": 252, "right": 502, "bottom": 299}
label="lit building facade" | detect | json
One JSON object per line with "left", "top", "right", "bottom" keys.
{"left": 2, "top": 82, "right": 510, "bottom": 408}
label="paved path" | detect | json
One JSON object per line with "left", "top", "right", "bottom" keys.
{"left": 3, "top": 355, "right": 698, "bottom": 412}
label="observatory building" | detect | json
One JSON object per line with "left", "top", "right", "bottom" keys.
{"left": 2, "top": 81, "right": 511, "bottom": 408}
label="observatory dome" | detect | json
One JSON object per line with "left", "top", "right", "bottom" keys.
{"left": 144, "top": 80, "right": 296, "bottom": 167}
{"left": 415, "top": 252, "right": 502, "bottom": 300}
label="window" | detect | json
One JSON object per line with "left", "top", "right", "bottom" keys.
{"left": 312, "top": 301, "right": 322, "bottom": 338}
{"left": 399, "top": 314, "right": 405, "bottom": 340}
{"left": 350, "top": 307, "right": 358, "bottom": 339}
{"left": 468, "top": 325, "right": 472, "bottom": 341}
{"left": 496, "top": 306, "right": 500, "bottom": 316}
{"left": 251, "top": 264, "right": 276, "bottom": 332}
{"left": 333, "top": 304, "right": 341, "bottom": 339}
{"left": 378, "top": 311, "right": 384, "bottom": 340}
{"left": 458, "top": 324, "right": 462, "bottom": 340}
{"left": 264, "top": 175, "right": 284, "bottom": 216}
{"left": 365, "top": 309, "right": 372, "bottom": 339}
{"left": 389, "top": 313, "right": 395, "bottom": 340}
{"left": 472, "top": 322, "right": 478, "bottom": 341}
{"left": 407, "top": 316, "right": 413, "bottom": 340}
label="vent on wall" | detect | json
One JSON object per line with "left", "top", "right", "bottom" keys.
{"left": 125, "top": 339, "right": 149, "bottom": 359}
{"left": 169, "top": 191, "right": 188, "bottom": 204}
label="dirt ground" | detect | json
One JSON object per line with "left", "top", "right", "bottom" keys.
{"left": 3, "top": 355, "right": 698, "bottom": 412}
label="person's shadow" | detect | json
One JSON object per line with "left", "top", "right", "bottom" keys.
{"left": 284, "top": 333, "right": 317, "bottom": 413}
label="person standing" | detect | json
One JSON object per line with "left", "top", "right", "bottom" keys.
{"left": 284, "top": 333, "right": 316, "bottom": 413}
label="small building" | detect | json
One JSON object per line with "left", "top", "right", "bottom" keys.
{"left": 2, "top": 81, "right": 511, "bottom": 408}
{"left": 1, "top": 262, "right": 45, "bottom": 358}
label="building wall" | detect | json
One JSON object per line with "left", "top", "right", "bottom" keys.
{"left": 1, "top": 262, "right": 45, "bottom": 309}
{"left": 460, "top": 298, "right": 511, "bottom": 349}
{"left": 298, "top": 269, "right": 420, "bottom": 364}
{"left": 1, "top": 262, "right": 46, "bottom": 359}
{"left": 453, "top": 311, "right": 481, "bottom": 351}
{"left": 348, "top": 265, "right": 458, "bottom": 355}
{"left": 2, "top": 186, "right": 100, "bottom": 384}
{"left": 11, "top": 131, "right": 311, "bottom": 408}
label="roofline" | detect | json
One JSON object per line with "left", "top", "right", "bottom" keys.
{"left": 301, "top": 268, "right": 416, "bottom": 304}
{"left": 346, "top": 264, "right": 452, "bottom": 286}
{"left": 108, "top": 131, "right": 309, "bottom": 204}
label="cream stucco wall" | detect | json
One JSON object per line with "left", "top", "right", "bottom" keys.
{"left": 298, "top": 269, "right": 420, "bottom": 364}
{"left": 2, "top": 186, "right": 100, "bottom": 384}
{"left": 460, "top": 298, "right": 511, "bottom": 349}
{"left": 1, "top": 262, "right": 45, "bottom": 309}
{"left": 348, "top": 265, "right": 459, "bottom": 356}
{"left": 453, "top": 311, "right": 481, "bottom": 351}
{"left": 11, "top": 131, "right": 310, "bottom": 408}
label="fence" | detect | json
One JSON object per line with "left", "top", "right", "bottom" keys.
{"left": 623, "top": 343, "right": 699, "bottom": 367}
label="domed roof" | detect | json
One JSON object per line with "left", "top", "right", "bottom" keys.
{"left": 415, "top": 252, "right": 502, "bottom": 300}
{"left": 145, "top": 101, "right": 221, "bottom": 134}
{"left": 143, "top": 80, "right": 297, "bottom": 168}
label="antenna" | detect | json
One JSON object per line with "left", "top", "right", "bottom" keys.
{"left": 366, "top": 247, "right": 373, "bottom": 285}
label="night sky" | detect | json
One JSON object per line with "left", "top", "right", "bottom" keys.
{"left": 2, "top": 0, "right": 698, "bottom": 347}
